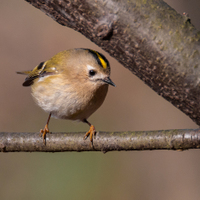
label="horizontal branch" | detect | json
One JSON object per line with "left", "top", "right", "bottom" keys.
{"left": 0, "top": 129, "right": 200, "bottom": 152}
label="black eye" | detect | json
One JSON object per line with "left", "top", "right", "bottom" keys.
{"left": 89, "top": 70, "right": 96, "bottom": 76}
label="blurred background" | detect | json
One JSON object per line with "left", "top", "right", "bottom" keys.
{"left": 1, "top": 0, "right": 200, "bottom": 199}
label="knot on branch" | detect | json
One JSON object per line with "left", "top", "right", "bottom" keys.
{"left": 95, "top": 14, "right": 117, "bottom": 40}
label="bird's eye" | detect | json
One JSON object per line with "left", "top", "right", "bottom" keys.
{"left": 89, "top": 70, "right": 96, "bottom": 76}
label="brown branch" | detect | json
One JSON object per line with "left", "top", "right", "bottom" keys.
{"left": 1, "top": 129, "right": 200, "bottom": 152}
{"left": 24, "top": 0, "right": 200, "bottom": 125}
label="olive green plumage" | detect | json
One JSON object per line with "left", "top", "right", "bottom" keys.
{"left": 17, "top": 48, "right": 115, "bottom": 145}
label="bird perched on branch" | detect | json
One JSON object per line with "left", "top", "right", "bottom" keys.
{"left": 17, "top": 48, "right": 115, "bottom": 145}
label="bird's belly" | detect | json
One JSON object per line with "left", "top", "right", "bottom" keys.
{"left": 31, "top": 83, "right": 108, "bottom": 121}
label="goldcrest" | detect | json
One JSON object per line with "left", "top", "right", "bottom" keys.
{"left": 17, "top": 48, "right": 115, "bottom": 145}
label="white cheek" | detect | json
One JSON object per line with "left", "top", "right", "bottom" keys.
{"left": 86, "top": 64, "right": 106, "bottom": 81}
{"left": 87, "top": 64, "right": 95, "bottom": 71}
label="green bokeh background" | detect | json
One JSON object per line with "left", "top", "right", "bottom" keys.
{"left": 1, "top": 1, "right": 200, "bottom": 199}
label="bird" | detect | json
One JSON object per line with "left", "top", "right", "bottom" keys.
{"left": 17, "top": 48, "right": 115, "bottom": 145}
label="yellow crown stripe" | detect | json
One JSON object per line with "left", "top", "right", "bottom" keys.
{"left": 88, "top": 49, "right": 108, "bottom": 69}
{"left": 95, "top": 52, "right": 107, "bottom": 69}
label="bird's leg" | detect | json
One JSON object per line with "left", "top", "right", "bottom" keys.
{"left": 40, "top": 113, "right": 51, "bottom": 145}
{"left": 83, "top": 119, "right": 96, "bottom": 145}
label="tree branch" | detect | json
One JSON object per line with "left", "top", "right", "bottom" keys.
{"left": 1, "top": 129, "right": 200, "bottom": 152}
{"left": 25, "top": 0, "right": 200, "bottom": 125}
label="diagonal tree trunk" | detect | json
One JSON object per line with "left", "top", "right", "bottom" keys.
{"left": 25, "top": 0, "right": 200, "bottom": 125}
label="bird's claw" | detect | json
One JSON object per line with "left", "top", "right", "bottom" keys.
{"left": 40, "top": 124, "right": 50, "bottom": 145}
{"left": 84, "top": 125, "right": 96, "bottom": 146}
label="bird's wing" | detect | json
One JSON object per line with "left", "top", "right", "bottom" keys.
{"left": 17, "top": 61, "right": 57, "bottom": 87}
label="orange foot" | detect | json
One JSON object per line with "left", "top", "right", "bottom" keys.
{"left": 83, "top": 125, "right": 96, "bottom": 146}
{"left": 40, "top": 124, "right": 50, "bottom": 145}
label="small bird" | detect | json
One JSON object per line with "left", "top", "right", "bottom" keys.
{"left": 17, "top": 48, "right": 115, "bottom": 145}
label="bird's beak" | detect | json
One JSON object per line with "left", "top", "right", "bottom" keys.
{"left": 103, "top": 77, "right": 116, "bottom": 87}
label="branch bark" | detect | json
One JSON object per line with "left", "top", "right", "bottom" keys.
{"left": 1, "top": 129, "right": 200, "bottom": 152}
{"left": 24, "top": 0, "right": 200, "bottom": 125}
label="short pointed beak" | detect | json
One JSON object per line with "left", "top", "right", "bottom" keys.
{"left": 103, "top": 77, "right": 116, "bottom": 87}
